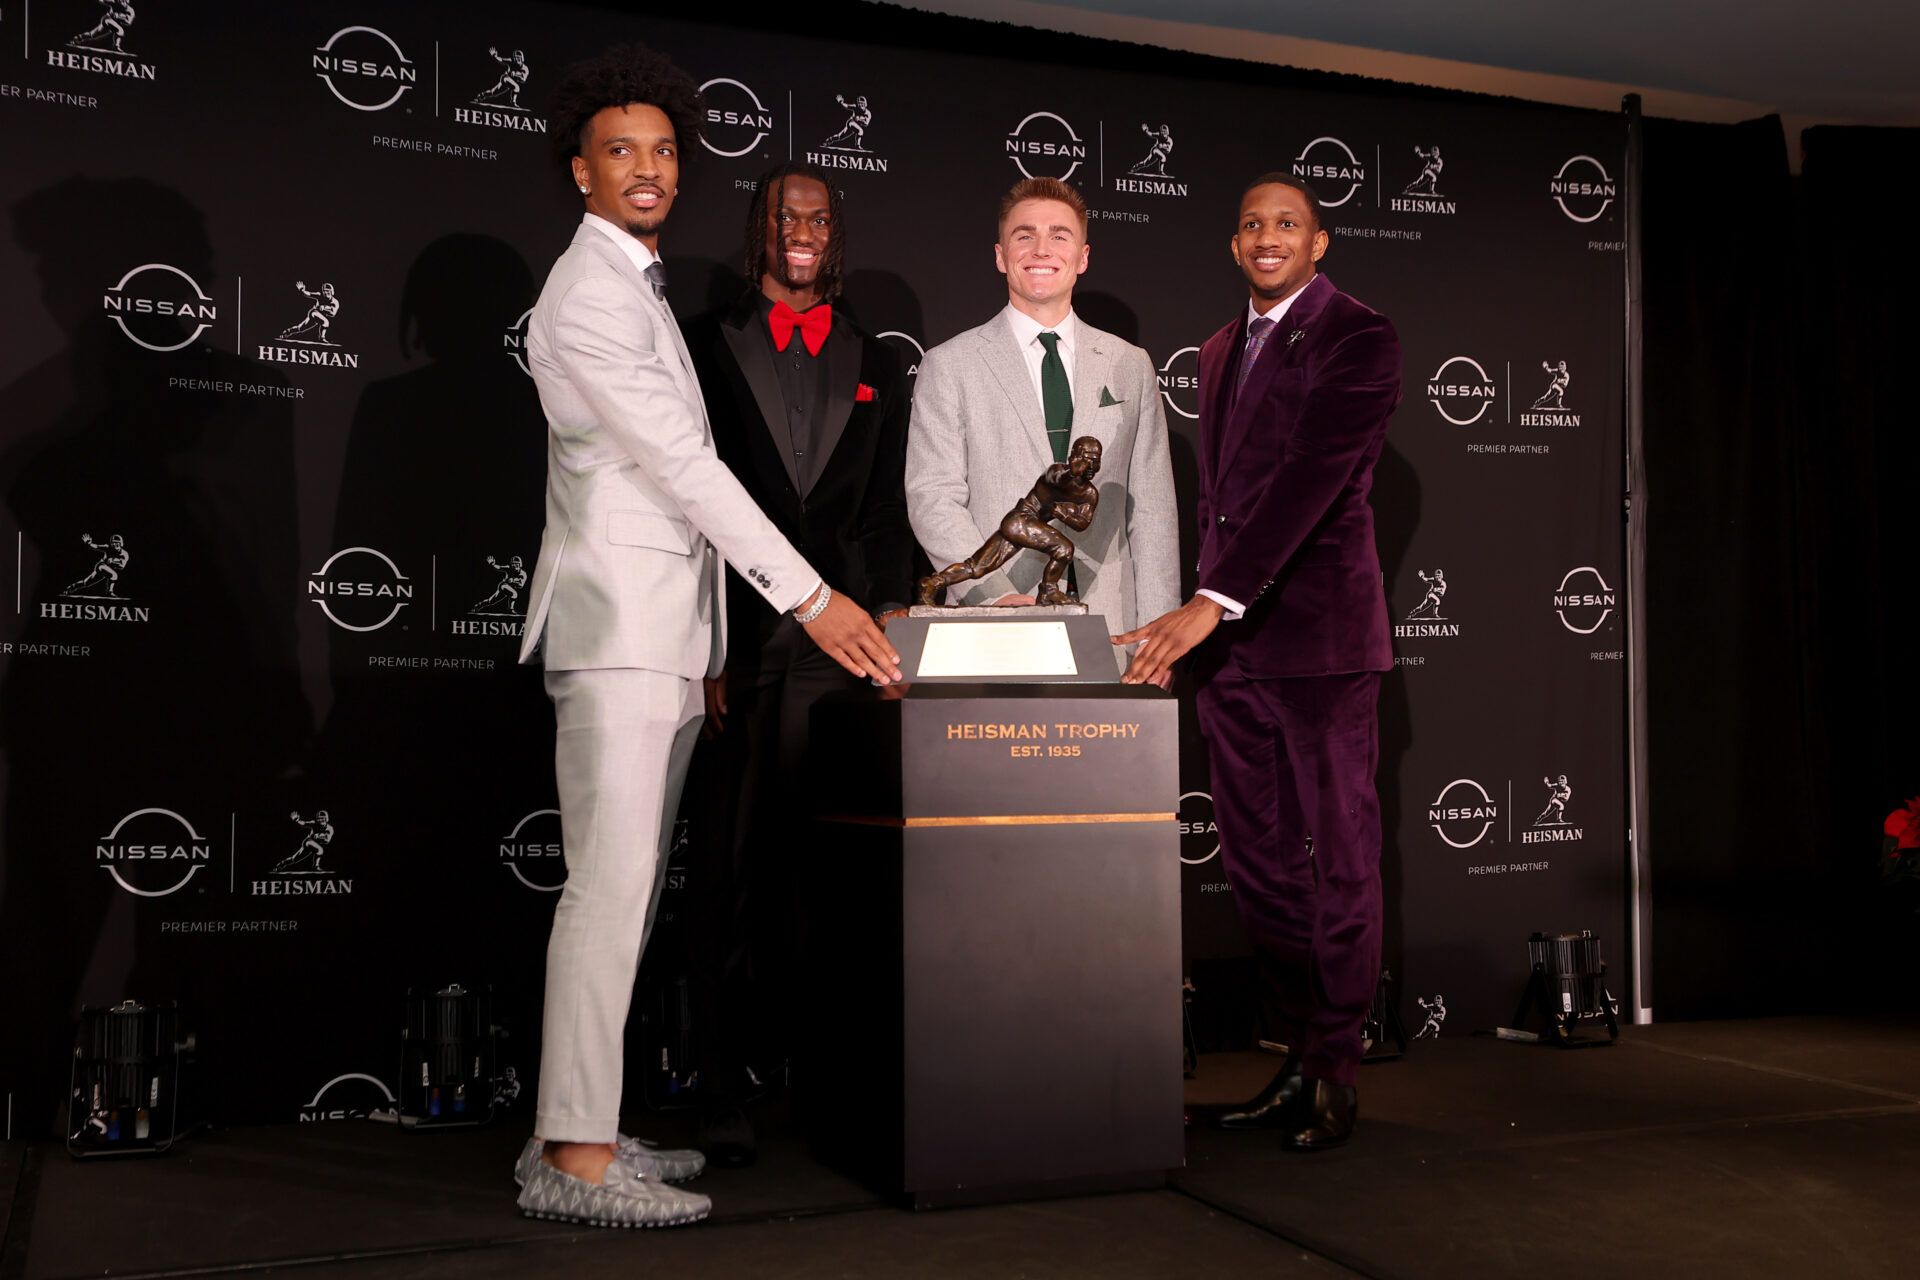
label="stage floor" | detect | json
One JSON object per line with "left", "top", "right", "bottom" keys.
{"left": 4, "top": 1016, "right": 1918, "bottom": 1278}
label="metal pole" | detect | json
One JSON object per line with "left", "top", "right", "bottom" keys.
{"left": 1621, "top": 93, "right": 1652, "bottom": 1025}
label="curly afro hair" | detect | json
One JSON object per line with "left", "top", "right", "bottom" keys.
{"left": 548, "top": 43, "right": 703, "bottom": 182}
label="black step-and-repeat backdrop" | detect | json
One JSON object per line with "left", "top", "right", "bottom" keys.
{"left": 0, "top": 0, "right": 1626, "bottom": 1135}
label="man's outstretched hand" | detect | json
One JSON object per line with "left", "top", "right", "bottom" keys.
{"left": 1113, "top": 595, "right": 1225, "bottom": 686}
{"left": 800, "top": 587, "right": 902, "bottom": 684}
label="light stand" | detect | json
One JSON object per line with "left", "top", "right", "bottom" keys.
{"left": 1363, "top": 969, "right": 1409, "bottom": 1061}
{"left": 66, "top": 1000, "right": 196, "bottom": 1158}
{"left": 396, "top": 984, "right": 500, "bottom": 1129}
{"left": 1512, "top": 931, "right": 1619, "bottom": 1047}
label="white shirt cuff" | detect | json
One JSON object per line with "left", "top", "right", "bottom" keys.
{"left": 1197, "top": 589, "right": 1245, "bottom": 621}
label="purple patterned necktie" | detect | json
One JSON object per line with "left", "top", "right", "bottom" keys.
{"left": 1234, "top": 315, "right": 1277, "bottom": 405}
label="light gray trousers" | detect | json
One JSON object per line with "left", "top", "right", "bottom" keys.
{"left": 535, "top": 667, "right": 702, "bottom": 1143}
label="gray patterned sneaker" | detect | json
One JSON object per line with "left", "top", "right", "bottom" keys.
{"left": 620, "top": 1134, "right": 705, "bottom": 1182}
{"left": 513, "top": 1135, "right": 705, "bottom": 1188}
{"left": 516, "top": 1152, "right": 711, "bottom": 1228}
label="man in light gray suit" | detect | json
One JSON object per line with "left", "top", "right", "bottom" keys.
{"left": 512, "top": 45, "right": 899, "bottom": 1229}
{"left": 906, "top": 178, "right": 1180, "bottom": 679}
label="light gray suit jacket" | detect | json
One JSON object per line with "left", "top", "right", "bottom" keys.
{"left": 520, "top": 223, "right": 816, "bottom": 676}
{"left": 906, "top": 313, "right": 1181, "bottom": 660}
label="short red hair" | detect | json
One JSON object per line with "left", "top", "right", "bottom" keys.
{"left": 997, "top": 178, "right": 1088, "bottom": 237}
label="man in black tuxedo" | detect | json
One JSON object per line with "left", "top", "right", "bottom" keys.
{"left": 682, "top": 162, "right": 913, "bottom": 1162}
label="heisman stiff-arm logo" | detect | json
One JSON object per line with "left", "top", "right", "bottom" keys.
{"left": 1390, "top": 145, "right": 1456, "bottom": 216}
{"left": 1414, "top": 994, "right": 1447, "bottom": 1040}
{"left": 45, "top": 533, "right": 150, "bottom": 623}
{"left": 1405, "top": 569, "right": 1447, "bottom": 622}
{"left": 1522, "top": 774, "right": 1584, "bottom": 845}
{"left": 69, "top": 0, "right": 139, "bottom": 56}
{"left": 472, "top": 46, "right": 529, "bottom": 110}
{"left": 258, "top": 280, "right": 362, "bottom": 369}
{"left": 806, "top": 93, "right": 888, "bottom": 172}
{"left": 1113, "top": 124, "right": 1187, "bottom": 197}
{"left": 49, "top": 0, "right": 157, "bottom": 80}
{"left": 456, "top": 45, "right": 547, "bottom": 133}
{"left": 453, "top": 555, "right": 528, "bottom": 637}
{"left": 1395, "top": 569, "right": 1459, "bottom": 638}
{"left": 252, "top": 810, "right": 353, "bottom": 896}
{"left": 1521, "top": 360, "right": 1581, "bottom": 428}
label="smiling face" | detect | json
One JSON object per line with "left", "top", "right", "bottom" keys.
{"left": 761, "top": 174, "right": 832, "bottom": 300}
{"left": 1230, "top": 182, "right": 1327, "bottom": 307}
{"left": 571, "top": 102, "right": 679, "bottom": 251}
{"left": 994, "top": 197, "right": 1089, "bottom": 320}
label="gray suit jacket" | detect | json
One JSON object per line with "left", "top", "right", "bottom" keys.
{"left": 520, "top": 222, "right": 816, "bottom": 676}
{"left": 906, "top": 312, "right": 1181, "bottom": 656}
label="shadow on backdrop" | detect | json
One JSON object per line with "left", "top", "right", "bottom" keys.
{"left": 0, "top": 177, "right": 309, "bottom": 1137}
{"left": 311, "top": 234, "right": 555, "bottom": 1067}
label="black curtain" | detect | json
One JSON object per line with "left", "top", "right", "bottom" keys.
{"left": 1644, "top": 116, "right": 1920, "bottom": 1018}
{"left": 1799, "top": 124, "right": 1920, "bottom": 999}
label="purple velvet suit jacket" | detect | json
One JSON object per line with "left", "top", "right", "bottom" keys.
{"left": 1194, "top": 273, "right": 1402, "bottom": 680}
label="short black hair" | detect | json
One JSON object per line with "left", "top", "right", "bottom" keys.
{"left": 549, "top": 43, "right": 703, "bottom": 183}
{"left": 1238, "top": 173, "right": 1327, "bottom": 232}
{"left": 744, "top": 163, "right": 848, "bottom": 301}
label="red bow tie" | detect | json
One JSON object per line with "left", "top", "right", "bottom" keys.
{"left": 769, "top": 300, "right": 832, "bottom": 356}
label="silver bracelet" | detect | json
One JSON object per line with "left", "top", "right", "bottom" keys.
{"left": 794, "top": 582, "right": 831, "bottom": 623}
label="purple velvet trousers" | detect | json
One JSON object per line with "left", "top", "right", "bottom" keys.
{"left": 1194, "top": 669, "right": 1382, "bottom": 1087}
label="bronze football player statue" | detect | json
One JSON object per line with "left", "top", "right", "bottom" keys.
{"left": 915, "top": 435, "right": 1102, "bottom": 608}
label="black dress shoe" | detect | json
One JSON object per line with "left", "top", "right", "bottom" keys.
{"left": 1189, "top": 1056, "right": 1306, "bottom": 1130}
{"left": 1281, "top": 1078, "right": 1357, "bottom": 1151}
{"left": 696, "top": 1105, "right": 757, "bottom": 1167}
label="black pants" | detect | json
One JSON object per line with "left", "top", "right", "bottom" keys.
{"left": 686, "top": 615, "right": 860, "bottom": 1096}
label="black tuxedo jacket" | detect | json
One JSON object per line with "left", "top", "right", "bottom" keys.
{"left": 683, "top": 292, "right": 913, "bottom": 670}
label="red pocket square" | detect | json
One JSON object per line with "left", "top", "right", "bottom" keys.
{"left": 855, "top": 382, "right": 876, "bottom": 402}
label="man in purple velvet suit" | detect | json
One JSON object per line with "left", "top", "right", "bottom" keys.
{"left": 1116, "top": 175, "right": 1401, "bottom": 1150}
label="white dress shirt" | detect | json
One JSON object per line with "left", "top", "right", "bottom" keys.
{"left": 1198, "top": 284, "right": 1314, "bottom": 620}
{"left": 580, "top": 213, "right": 823, "bottom": 615}
{"left": 1001, "top": 304, "right": 1079, "bottom": 409}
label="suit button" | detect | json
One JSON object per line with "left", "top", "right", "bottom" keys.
{"left": 1216, "top": 515, "right": 1228, "bottom": 525}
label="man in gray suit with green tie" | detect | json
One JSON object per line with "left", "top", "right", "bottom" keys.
{"left": 905, "top": 178, "right": 1180, "bottom": 681}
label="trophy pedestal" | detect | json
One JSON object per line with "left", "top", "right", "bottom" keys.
{"left": 886, "top": 604, "right": 1118, "bottom": 684}
{"left": 803, "top": 683, "right": 1182, "bottom": 1208}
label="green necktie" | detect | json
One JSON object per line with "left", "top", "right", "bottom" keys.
{"left": 1037, "top": 331, "right": 1073, "bottom": 462}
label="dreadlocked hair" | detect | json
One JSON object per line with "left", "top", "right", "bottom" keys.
{"left": 548, "top": 43, "right": 703, "bottom": 189}
{"left": 743, "top": 163, "right": 847, "bottom": 301}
